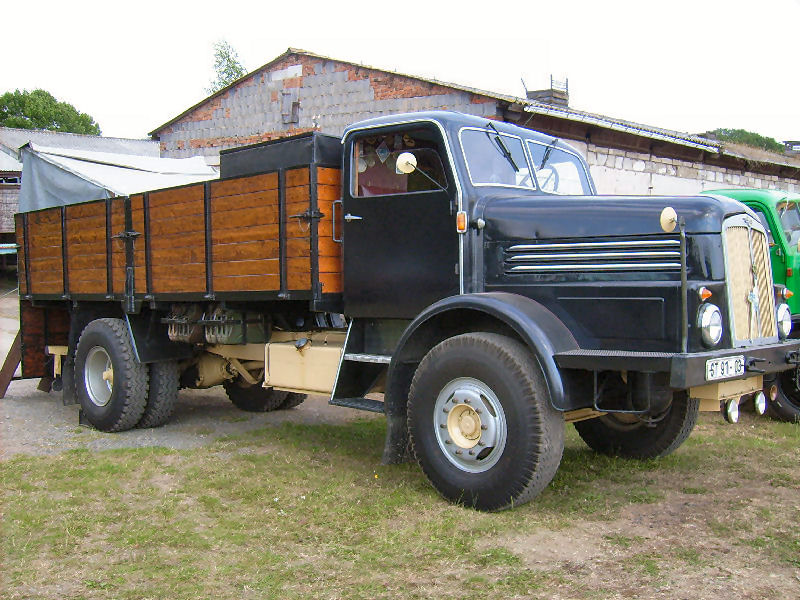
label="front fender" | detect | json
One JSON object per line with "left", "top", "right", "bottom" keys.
{"left": 387, "top": 292, "right": 579, "bottom": 413}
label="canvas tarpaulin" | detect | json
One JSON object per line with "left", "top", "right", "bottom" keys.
{"left": 18, "top": 143, "right": 217, "bottom": 212}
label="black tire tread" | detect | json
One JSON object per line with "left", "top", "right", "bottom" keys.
{"left": 279, "top": 392, "right": 307, "bottom": 410}
{"left": 408, "top": 332, "right": 564, "bottom": 511}
{"left": 574, "top": 392, "right": 699, "bottom": 459}
{"left": 76, "top": 318, "right": 148, "bottom": 432}
{"left": 224, "top": 380, "right": 289, "bottom": 412}
{"left": 138, "top": 361, "right": 179, "bottom": 428}
{"left": 766, "top": 373, "right": 800, "bottom": 422}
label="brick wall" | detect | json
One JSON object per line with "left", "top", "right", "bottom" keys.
{"left": 567, "top": 142, "right": 800, "bottom": 195}
{"left": 0, "top": 183, "right": 20, "bottom": 233}
{"left": 156, "top": 56, "right": 499, "bottom": 159}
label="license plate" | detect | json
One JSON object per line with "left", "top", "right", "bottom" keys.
{"left": 705, "top": 356, "right": 745, "bottom": 381}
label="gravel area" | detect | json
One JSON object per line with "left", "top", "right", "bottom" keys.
{"left": 0, "top": 282, "right": 377, "bottom": 460}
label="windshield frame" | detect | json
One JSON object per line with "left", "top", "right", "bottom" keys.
{"left": 526, "top": 138, "right": 594, "bottom": 195}
{"left": 458, "top": 126, "right": 537, "bottom": 191}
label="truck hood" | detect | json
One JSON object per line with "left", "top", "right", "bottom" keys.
{"left": 480, "top": 193, "right": 750, "bottom": 240}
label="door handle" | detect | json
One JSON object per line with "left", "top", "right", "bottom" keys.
{"left": 344, "top": 213, "right": 363, "bottom": 222}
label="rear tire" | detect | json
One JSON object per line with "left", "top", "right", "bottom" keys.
{"left": 75, "top": 318, "right": 148, "bottom": 432}
{"left": 408, "top": 332, "right": 564, "bottom": 511}
{"left": 279, "top": 392, "right": 307, "bottom": 410}
{"left": 137, "top": 361, "right": 179, "bottom": 428}
{"left": 224, "top": 379, "right": 289, "bottom": 412}
{"left": 574, "top": 392, "right": 699, "bottom": 459}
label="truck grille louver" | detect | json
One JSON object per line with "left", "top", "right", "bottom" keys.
{"left": 723, "top": 221, "right": 776, "bottom": 343}
{"left": 504, "top": 239, "right": 681, "bottom": 273}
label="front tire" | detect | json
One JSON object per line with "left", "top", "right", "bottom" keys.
{"left": 574, "top": 392, "right": 699, "bottom": 459}
{"left": 75, "top": 318, "right": 149, "bottom": 432}
{"left": 408, "top": 333, "right": 564, "bottom": 511}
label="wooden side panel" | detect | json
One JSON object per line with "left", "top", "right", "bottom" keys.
{"left": 19, "top": 300, "right": 69, "bottom": 379}
{"left": 148, "top": 185, "right": 206, "bottom": 293}
{"left": 27, "top": 208, "right": 64, "bottom": 295}
{"left": 285, "top": 168, "right": 311, "bottom": 290}
{"left": 211, "top": 172, "right": 281, "bottom": 292}
{"left": 110, "top": 195, "right": 147, "bottom": 295}
{"left": 15, "top": 214, "right": 27, "bottom": 295}
{"left": 66, "top": 200, "right": 107, "bottom": 295}
{"left": 317, "top": 167, "right": 343, "bottom": 294}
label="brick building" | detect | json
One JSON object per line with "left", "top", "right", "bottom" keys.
{"left": 150, "top": 48, "right": 800, "bottom": 196}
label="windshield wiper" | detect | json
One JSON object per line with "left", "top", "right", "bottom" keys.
{"left": 539, "top": 137, "right": 560, "bottom": 170}
{"left": 486, "top": 122, "right": 519, "bottom": 172}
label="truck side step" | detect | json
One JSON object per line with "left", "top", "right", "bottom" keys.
{"left": 329, "top": 397, "right": 385, "bottom": 413}
{"left": 343, "top": 353, "right": 392, "bottom": 364}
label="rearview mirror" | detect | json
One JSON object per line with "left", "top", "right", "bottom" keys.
{"left": 396, "top": 152, "right": 417, "bottom": 174}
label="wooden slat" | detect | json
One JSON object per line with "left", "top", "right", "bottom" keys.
{"left": 15, "top": 215, "right": 26, "bottom": 295}
{"left": 65, "top": 202, "right": 105, "bottom": 219}
{"left": 148, "top": 214, "right": 204, "bottom": 236}
{"left": 285, "top": 168, "right": 309, "bottom": 187}
{"left": 214, "top": 258, "right": 280, "bottom": 277}
{"left": 212, "top": 225, "right": 281, "bottom": 245}
{"left": 318, "top": 167, "right": 341, "bottom": 186}
{"left": 286, "top": 186, "right": 310, "bottom": 204}
{"left": 211, "top": 173, "right": 278, "bottom": 197}
{"left": 148, "top": 230, "right": 206, "bottom": 251}
{"left": 211, "top": 207, "right": 279, "bottom": 229}
{"left": 211, "top": 189, "right": 279, "bottom": 213}
{"left": 148, "top": 184, "right": 204, "bottom": 208}
{"left": 212, "top": 240, "right": 279, "bottom": 262}
{"left": 320, "top": 272, "right": 343, "bottom": 294}
{"left": 287, "top": 272, "right": 311, "bottom": 289}
{"left": 214, "top": 274, "right": 280, "bottom": 292}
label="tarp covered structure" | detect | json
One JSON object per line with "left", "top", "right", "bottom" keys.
{"left": 18, "top": 143, "right": 218, "bottom": 212}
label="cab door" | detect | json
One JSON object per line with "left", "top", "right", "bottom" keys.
{"left": 341, "top": 124, "right": 460, "bottom": 319}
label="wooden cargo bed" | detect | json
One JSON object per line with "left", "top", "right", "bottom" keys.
{"left": 16, "top": 133, "right": 344, "bottom": 308}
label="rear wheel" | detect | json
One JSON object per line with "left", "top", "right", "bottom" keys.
{"left": 75, "top": 318, "right": 148, "bottom": 432}
{"left": 224, "top": 379, "right": 289, "bottom": 412}
{"left": 574, "top": 392, "right": 699, "bottom": 459}
{"left": 408, "top": 333, "right": 564, "bottom": 511}
{"left": 137, "top": 361, "right": 179, "bottom": 428}
{"left": 279, "top": 392, "right": 307, "bottom": 410}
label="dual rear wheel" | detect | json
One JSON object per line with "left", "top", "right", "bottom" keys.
{"left": 74, "top": 318, "right": 304, "bottom": 432}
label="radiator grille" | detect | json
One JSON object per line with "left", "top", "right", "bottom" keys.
{"left": 724, "top": 223, "right": 776, "bottom": 343}
{"left": 504, "top": 239, "right": 681, "bottom": 274}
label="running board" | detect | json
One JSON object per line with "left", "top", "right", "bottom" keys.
{"left": 329, "top": 397, "right": 385, "bottom": 413}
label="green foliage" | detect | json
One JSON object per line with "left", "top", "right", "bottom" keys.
{"left": 709, "top": 128, "right": 784, "bottom": 153}
{"left": 206, "top": 40, "right": 247, "bottom": 94}
{"left": 0, "top": 89, "right": 101, "bottom": 134}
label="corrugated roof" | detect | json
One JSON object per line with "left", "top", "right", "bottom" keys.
{"left": 0, "top": 127, "right": 159, "bottom": 161}
{"left": 0, "top": 149, "right": 21, "bottom": 171}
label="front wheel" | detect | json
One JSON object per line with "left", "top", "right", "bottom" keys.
{"left": 765, "top": 372, "right": 800, "bottom": 422}
{"left": 573, "top": 392, "right": 699, "bottom": 459}
{"left": 408, "top": 333, "right": 564, "bottom": 511}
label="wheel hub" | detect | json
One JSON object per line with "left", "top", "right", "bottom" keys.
{"left": 447, "top": 404, "right": 482, "bottom": 448}
{"left": 434, "top": 377, "right": 507, "bottom": 473}
{"left": 85, "top": 346, "right": 114, "bottom": 407}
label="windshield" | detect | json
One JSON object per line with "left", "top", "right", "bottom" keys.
{"left": 778, "top": 201, "right": 800, "bottom": 246}
{"left": 460, "top": 128, "right": 534, "bottom": 189}
{"left": 526, "top": 140, "right": 592, "bottom": 195}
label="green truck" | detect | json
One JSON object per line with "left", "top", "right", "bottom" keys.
{"left": 706, "top": 188, "right": 800, "bottom": 421}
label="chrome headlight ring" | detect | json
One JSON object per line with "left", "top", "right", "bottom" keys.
{"left": 698, "top": 303, "right": 723, "bottom": 347}
{"left": 776, "top": 303, "right": 792, "bottom": 340}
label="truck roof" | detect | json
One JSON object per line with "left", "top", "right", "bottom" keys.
{"left": 342, "top": 110, "right": 573, "bottom": 150}
{"left": 706, "top": 188, "right": 800, "bottom": 206}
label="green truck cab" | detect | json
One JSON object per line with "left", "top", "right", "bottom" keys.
{"left": 706, "top": 188, "right": 800, "bottom": 421}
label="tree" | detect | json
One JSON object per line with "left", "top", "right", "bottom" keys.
{"left": 708, "top": 128, "right": 784, "bottom": 154}
{"left": 0, "top": 89, "right": 101, "bottom": 134}
{"left": 206, "top": 40, "right": 247, "bottom": 94}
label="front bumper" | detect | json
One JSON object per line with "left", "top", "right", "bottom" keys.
{"left": 554, "top": 340, "right": 800, "bottom": 389}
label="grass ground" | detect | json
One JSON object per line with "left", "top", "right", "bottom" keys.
{"left": 2, "top": 412, "right": 799, "bottom": 599}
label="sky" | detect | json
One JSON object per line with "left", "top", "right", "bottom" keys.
{"left": 3, "top": 0, "right": 799, "bottom": 143}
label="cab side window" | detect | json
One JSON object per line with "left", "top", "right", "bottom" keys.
{"left": 352, "top": 129, "right": 447, "bottom": 197}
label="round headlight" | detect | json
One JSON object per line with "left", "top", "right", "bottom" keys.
{"left": 776, "top": 303, "right": 792, "bottom": 339}
{"left": 698, "top": 303, "right": 723, "bottom": 347}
